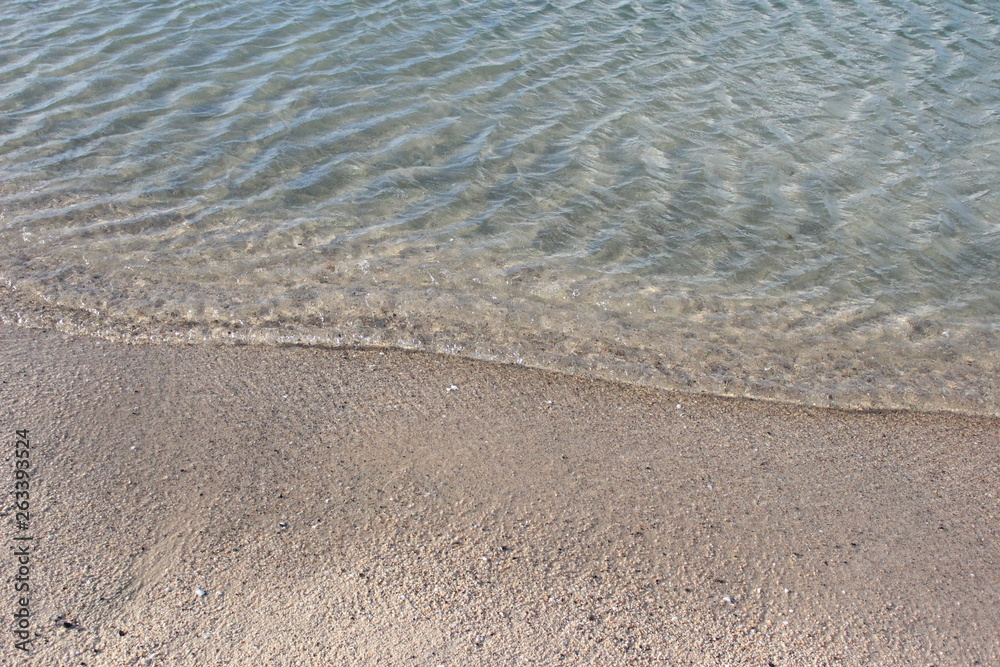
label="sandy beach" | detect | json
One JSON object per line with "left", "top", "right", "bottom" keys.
{"left": 1, "top": 322, "right": 997, "bottom": 666}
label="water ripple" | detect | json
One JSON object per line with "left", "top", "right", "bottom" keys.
{"left": 1, "top": 0, "right": 998, "bottom": 413}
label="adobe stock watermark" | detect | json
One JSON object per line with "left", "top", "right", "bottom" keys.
{"left": 10, "top": 429, "right": 33, "bottom": 654}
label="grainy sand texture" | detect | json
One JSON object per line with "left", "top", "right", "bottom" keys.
{"left": 1, "top": 323, "right": 998, "bottom": 666}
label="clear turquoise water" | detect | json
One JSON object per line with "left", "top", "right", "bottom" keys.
{"left": 1, "top": 0, "right": 998, "bottom": 413}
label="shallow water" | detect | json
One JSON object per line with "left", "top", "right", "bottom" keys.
{"left": 1, "top": 0, "right": 998, "bottom": 413}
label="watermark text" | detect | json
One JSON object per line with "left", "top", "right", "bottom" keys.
{"left": 11, "top": 429, "right": 33, "bottom": 653}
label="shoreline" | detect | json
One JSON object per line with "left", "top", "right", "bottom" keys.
{"left": 2, "top": 322, "right": 998, "bottom": 665}
{"left": 1, "top": 282, "right": 998, "bottom": 419}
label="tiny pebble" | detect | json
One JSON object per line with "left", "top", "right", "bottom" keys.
{"left": 723, "top": 596, "right": 734, "bottom": 605}
{"left": 195, "top": 588, "right": 206, "bottom": 597}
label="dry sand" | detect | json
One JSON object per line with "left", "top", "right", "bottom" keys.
{"left": 1, "top": 323, "right": 997, "bottom": 666}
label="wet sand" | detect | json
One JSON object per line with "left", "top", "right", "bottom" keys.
{"left": 1, "top": 323, "right": 997, "bottom": 666}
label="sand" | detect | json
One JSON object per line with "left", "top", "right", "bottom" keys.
{"left": 1, "top": 322, "right": 997, "bottom": 666}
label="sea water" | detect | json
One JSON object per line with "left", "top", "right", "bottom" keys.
{"left": 1, "top": 0, "right": 998, "bottom": 413}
